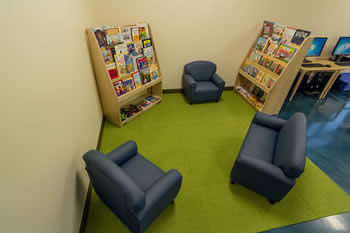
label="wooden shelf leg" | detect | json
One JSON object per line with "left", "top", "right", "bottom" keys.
{"left": 320, "top": 70, "right": 340, "bottom": 100}
{"left": 289, "top": 70, "right": 307, "bottom": 102}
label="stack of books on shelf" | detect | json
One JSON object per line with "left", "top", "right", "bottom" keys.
{"left": 120, "top": 96, "right": 160, "bottom": 122}
{"left": 93, "top": 23, "right": 160, "bottom": 98}
{"left": 240, "top": 21, "right": 311, "bottom": 91}
{"left": 236, "top": 78, "right": 266, "bottom": 110}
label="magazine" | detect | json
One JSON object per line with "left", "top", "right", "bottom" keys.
{"left": 136, "top": 56, "right": 148, "bottom": 70}
{"left": 114, "top": 80, "right": 126, "bottom": 96}
{"left": 101, "top": 48, "right": 114, "bottom": 65}
{"left": 140, "top": 68, "right": 151, "bottom": 84}
{"left": 271, "top": 24, "right": 285, "bottom": 42}
{"left": 280, "top": 26, "right": 296, "bottom": 45}
{"left": 131, "top": 27, "right": 139, "bottom": 41}
{"left": 276, "top": 44, "right": 296, "bottom": 63}
{"left": 104, "top": 26, "right": 122, "bottom": 45}
{"left": 143, "top": 47, "right": 154, "bottom": 64}
{"left": 132, "top": 71, "right": 142, "bottom": 88}
{"left": 124, "top": 54, "right": 135, "bottom": 73}
{"left": 122, "top": 78, "right": 135, "bottom": 92}
{"left": 114, "top": 44, "right": 127, "bottom": 55}
{"left": 260, "top": 21, "right": 274, "bottom": 38}
{"left": 115, "top": 54, "right": 127, "bottom": 76}
{"left": 265, "top": 39, "right": 279, "bottom": 56}
{"left": 121, "top": 27, "right": 132, "bottom": 42}
{"left": 291, "top": 29, "right": 311, "bottom": 45}
{"left": 150, "top": 64, "right": 159, "bottom": 80}
{"left": 134, "top": 41, "right": 143, "bottom": 56}
{"left": 255, "top": 37, "right": 268, "bottom": 52}
{"left": 92, "top": 27, "right": 108, "bottom": 47}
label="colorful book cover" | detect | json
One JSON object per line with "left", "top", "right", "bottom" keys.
{"left": 93, "top": 27, "right": 108, "bottom": 47}
{"left": 104, "top": 26, "right": 122, "bottom": 45}
{"left": 271, "top": 24, "right": 285, "bottom": 42}
{"left": 136, "top": 56, "right": 148, "bottom": 70}
{"left": 145, "top": 96, "right": 159, "bottom": 103}
{"left": 281, "top": 26, "right": 296, "bottom": 45}
{"left": 114, "top": 44, "right": 127, "bottom": 55}
{"left": 261, "top": 74, "right": 270, "bottom": 85}
{"left": 122, "top": 78, "right": 135, "bottom": 92}
{"left": 131, "top": 27, "right": 139, "bottom": 41}
{"left": 127, "top": 43, "right": 136, "bottom": 55}
{"left": 121, "top": 27, "right": 132, "bottom": 42}
{"left": 256, "top": 71, "right": 264, "bottom": 82}
{"left": 132, "top": 71, "right": 142, "bottom": 88}
{"left": 255, "top": 37, "right": 268, "bottom": 52}
{"left": 124, "top": 54, "right": 135, "bottom": 73}
{"left": 139, "top": 27, "right": 147, "bottom": 40}
{"left": 266, "top": 78, "right": 275, "bottom": 89}
{"left": 134, "top": 41, "right": 143, "bottom": 56}
{"left": 150, "top": 64, "right": 159, "bottom": 80}
{"left": 142, "top": 38, "right": 152, "bottom": 48}
{"left": 276, "top": 44, "right": 296, "bottom": 63}
{"left": 114, "top": 80, "right": 126, "bottom": 96}
{"left": 242, "top": 59, "right": 250, "bottom": 72}
{"left": 291, "top": 29, "right": 311, "bottom": 45}
{"left": 258, "top": 57, "right": 266, "bottom": 66}
{"left": 132, "top": 55, "right": 143, "bottom": 71}
{"left": 247, "top": 65, "right": 255, "bottom": 76}
{"left": 260, "top": 21, "right": 274, "bottom": 38}
{"left": 101, "top": 48, "right": 114, "bottom": 65}
{"left": 107, "top": 67, "right": 119, "bottom": 80}
{"left": 115, "top": 54, "right": 127, "bottom": 76}
{"left": 264, "top": 59, "right": 272, "bottom": 69}
{"left": 143, "top": 47, "right": 154, "bottom": 64}
{"left": 140, "top": 68, "right": 151, "bottom": 84}
{"left": 276, "top": 65, "right": 284, "bottom": 75}
{"left": 270, "top": 63, "right": 279, "bottom": 72}
{"left": 265, "top": 40, "right": 279, "bottom": 56}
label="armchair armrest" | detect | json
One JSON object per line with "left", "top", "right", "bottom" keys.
{"left": 183, "top": 74, "right": 196, "bottom": 89}
{"left": 106, "top": 140, "right": 138, "bottom": 165}
{"left": 211, "top": 73, "right": 225, "bottom": 88}
{"left": 236, "top": 155, "right": 295, "bottom": 185}
{"left": 137, "top": 170, "right": 182, "bottom": 220}
{"left": 253, "top": 112, "right": 286, "bottom": 131}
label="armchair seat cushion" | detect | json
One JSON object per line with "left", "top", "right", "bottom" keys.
{"left": 122, "top": 154, "right": 165, "bottom": 191}
{"left": 194, "top": 81, "right": 219, "bottom": 100}
{"left": 240, "top": 123, "right": 278, "bottom": 163}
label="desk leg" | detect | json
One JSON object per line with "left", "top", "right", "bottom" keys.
{"left": 320, "top": 70, "right": 340, "bottom": 100}
{"left": 289, "top": 70, "right": 307, "bottom": 102}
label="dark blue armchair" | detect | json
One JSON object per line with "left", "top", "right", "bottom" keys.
{"left": 230, "top": 112, "right": 307, "bottom": 204}
{"left": 183, "top": 61, "right": 225, "bottom": 104}
{"left": 83, "top": 141, "right": 182, "bottom": 233}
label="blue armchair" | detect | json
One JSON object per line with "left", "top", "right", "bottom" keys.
{"left": 230, "top": 112, "right": 307, "bottom": 204}
{"left": 83, "top": 141, "right": 182, "bottom": 233}
{"left": 183, "top": 61, "right": 225, "bottom": 104}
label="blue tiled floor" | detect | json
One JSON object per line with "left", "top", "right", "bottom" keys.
{"left": 263, "top": 89, "right": 350, "bottom": 233}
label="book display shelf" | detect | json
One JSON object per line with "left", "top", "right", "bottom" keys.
{"left": 87, "top": 23, "right": 162, "bottom": 127}
{"left": 234, "top": 21, "right": 313, "bottom": 114}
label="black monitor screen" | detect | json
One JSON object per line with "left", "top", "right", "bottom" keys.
{"left": 333, "top": 37, "right": 350, "bottom": 55}
{"left": 306, "top": 37, "right": 327, "bottom": 57}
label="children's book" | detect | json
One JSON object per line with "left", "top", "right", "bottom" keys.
{"left": 270, "top": 63, "right": 279, "bottom": 72}
{"left": 115, "top": 54, "right": 127, "bottom": 76}
{"left": 266, "top": 78, "right": 276, "bottom": 89}
{"left": 93, "top": 27, "right": 108, "bottom": 47}
{"left": 261, "top": 74, "right": 270, "bottom": 85}
{"left": 139, "top": 26, "right": 147, "bottom": 40}
{"left": 136, "top": 56, "right": 148, "bottom": 70}
{"left": 121, "top": 27, "right": 132, "bottom": 42}
{"left": 142, "top": 38, "right": 152, "bottom": 48}
{"left": 104, "top": 26, "right": 122, "bottom": 45}
{"left": 131, "top": 71, "right": 142, "bottom": 88}
{"left": 101, "top": 48, "right": 115, "bottom": 65}
{"left": 280, "top": 26, "right": 296, "bottom": 45}
{"left": 260, "top": 21, "right": 274, "bottom": 38}
{"left": 134, "top": 41, "right": 143, "bottom": 56}
{"left": 145, "top": 96, "right": 160, "bottom": 103}
{"left": 124, "top": 54, "right": 135, "bottom": 73}
{"left": 114, "top": 44, "right": 127, "bottom": 55}
{"left": 107, "top": 67, "right": 119, "bottom": 80}
{"left": 143, "top": 47, "right": 154, "bottom": 64}
{"left": 265, "top": 40, "right": 279, "bottom": 56}
{"left": 122, "top": 78, "right": 135, "bottom": 92}
{"left": 276, "top": 44, "right": 296, "bottom": 63}
{"left": 114, "top": 80, "right": 126, "bottom": 96}
{"left": 127, "top": 43, "right": 136, "bottom": 55}
{"left": 276, "top": 65, "right": 284, "bottom": 75}
{"left": 255, "top": 37, "right": 268, "bottom": 52}
{"left": 140, "top": 68, "right": 151, "bottom": 84}
{"left": 150, "top": 64, "right": 159, "bottom": 80}
{"left": 132, "top": 55, "right": 143, "bottom": 71}
{"left": 131, "top": 27, "right": 139, "bottom": 41}
{"left": 242, "top": 59, "right": 250, "bottom": 72}
{"left": 256, "top": 71, "right": 264, "bottom": 82}
{"left": 258, "top": 57, "right": 266, "bottom": 66}
{"left": 247, "top": 65, "right": 255, "bottom": 76}
{"left": 271, "top": 24, "right": 285, "bottom": 42}
{"left": 291, "top": 29, "right": 311, "bottom": 45}
{"left": 264, "top": 59, "right": 272, "bottom": 69}
{"left": 251, "top": 67, "right": 259, "bottom": 78}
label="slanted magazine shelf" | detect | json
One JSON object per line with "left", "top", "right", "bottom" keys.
{"left": 234, "top": 21, "right": 313, "bottom": 114}
{"left": 87, "top": 23, "right": 162, "bottom": 127}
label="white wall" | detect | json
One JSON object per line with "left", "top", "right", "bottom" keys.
{"left": 0, "top": 1, "right": 102, "bottom": 233}
{"left": 89, "top": 0, "right": 350, "bottom": 89}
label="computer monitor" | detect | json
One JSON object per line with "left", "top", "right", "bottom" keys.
{"left": 306, "top": 37, "right": 328, "bottom": 57}
{"left": 332, "top": 37, "right": 350, "bottom": 56}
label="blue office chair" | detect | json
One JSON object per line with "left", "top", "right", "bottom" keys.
{"left": 230, "top": 112, "right": 307, "bottom": 204}
{"left": 83, "top": 141, "right": 182, "bottom": 233}
{"left": 183, "top": 61, "right": 225, "bottom": 104}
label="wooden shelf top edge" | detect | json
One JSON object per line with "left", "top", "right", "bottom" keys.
{"left": 121, "top": 98, "right": 161, "bottom": 125}
{"left": 117, "top": 78, "right": 162, "bottom": 102}
{"left": 234, "top": 87, "right": 263, "bottom": 111}
{"left": 238, "top": 70, "right": 271, "bottom": 93}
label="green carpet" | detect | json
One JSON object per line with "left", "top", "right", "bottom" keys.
{"left": 85, "top": 92, "right": 350, "bottom": 233}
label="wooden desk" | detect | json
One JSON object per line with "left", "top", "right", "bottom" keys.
{"left": 289, "top": 59, "right": 350, "bottom": 102}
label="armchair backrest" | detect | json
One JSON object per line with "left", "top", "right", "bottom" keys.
{"left": 184, "top": 61, "right": 216, "bottom": 81}
{"left": 83, "top": 150, "right": 145, "bottom": 213}
{"left": 273, "top": 113, "right": 307, "bottom": 178}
